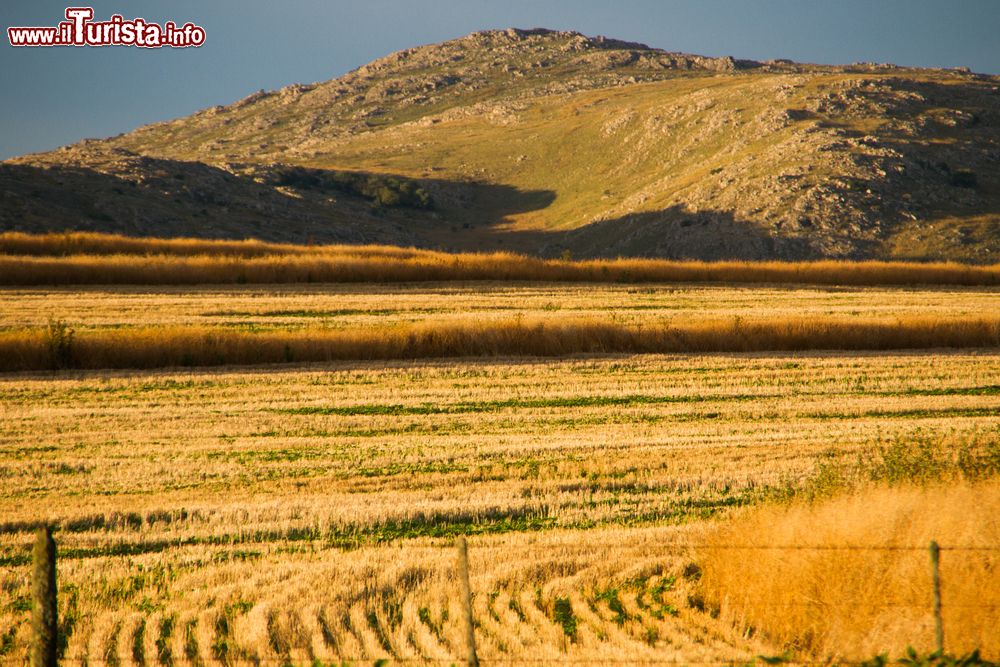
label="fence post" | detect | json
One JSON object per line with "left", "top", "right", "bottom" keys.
{"left": 929, "top": 540, "right": 943, "bottom": 654}
{"left": 456, "top": 536, "right": 479, "bottom": 667}
{"left": 31, "top": 525, "right": 58, "bottom": 667}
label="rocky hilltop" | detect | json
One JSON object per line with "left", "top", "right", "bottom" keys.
{"left": 3, "top": 28, "right": 999, "bottom": 261}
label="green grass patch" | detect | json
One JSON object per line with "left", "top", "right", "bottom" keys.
{"left": 552, "top": 597, "right": 578, "bottom": 641}
{"left": 807, "top": 406, "right": 999, "bottom": 420}
{"left": 0, "top": 508, "right": 555, "bottom": 564}
{"left": 203, "top": 308, "right": 404, "bottom": 318}
{"left": 902, "top": 385, "right": 1000, "bottom": 396}
{"left": 594, "top": 587, "right": 631, "bottom": 625}
{"left": 800, "top": 434, "right": 1000, "bottom": 499}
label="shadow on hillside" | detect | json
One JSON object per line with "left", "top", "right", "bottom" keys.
{"left": 5, "top": 75, "right": 1000, "bottom": 261}
{"left": 495, "top": 205, "right": 821, "bottom": 261}
{"left": 0, "top": 157, "right": 556, "bottom": 246}
{"left": 0, "top": 159, "right": 825, "bottom": 260}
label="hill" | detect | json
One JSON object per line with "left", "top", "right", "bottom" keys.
{"left": 3, "top": 28, "right": 1000, "bottom": 261}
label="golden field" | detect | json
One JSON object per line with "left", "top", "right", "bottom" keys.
{"left": 2, "top": 344, "right": 999, "bottom": 662}
{"left": 1, "top": 252, "right": 999, "bottom": 664}
{"left": 3, "top": 281, "right": 1000, "bottom": 327}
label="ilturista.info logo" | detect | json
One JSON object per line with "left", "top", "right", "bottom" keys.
{"left": 7, "top": 7, "right": 206, "bottom": 48}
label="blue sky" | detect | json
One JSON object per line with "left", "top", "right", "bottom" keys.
{"left": 2, "top": 0, "right": 999, "bottom": 159}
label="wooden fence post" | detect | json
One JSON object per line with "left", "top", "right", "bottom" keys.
{"left": 31, "top": 525, "right": 58, "bottom": 667}
{"left": 929, "top": 540, "right": 944, "bottom": 654}
{"left": 456, "top": 536, "right": 479, "bottom": 667}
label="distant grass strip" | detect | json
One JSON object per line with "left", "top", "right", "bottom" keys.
{"left": 0, "top": 492, "right": 758, "bottom": 565}
{"left": 0, "top": 508, "right": 556, "bottom": 564}
{"left": 282, "top": 393, "right": 754, "bottom": 416}
{"left": 1, "top": 315, "right": 998, "bottom": 371}
{"left": 2, "top": 232, "right": 1000, "bottom": 286}
{"left": 0, "top": 231, "right": 364, "bottom": 258}
{"left": 204, "top": 308, "right": 406, "bottom": 318}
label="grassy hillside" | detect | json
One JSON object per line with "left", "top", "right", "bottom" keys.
{"left": 3, "top": 28, "right": 1000, "bottom": 261}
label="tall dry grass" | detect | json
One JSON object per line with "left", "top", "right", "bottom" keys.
{"left": 698, "top": 483, "right": 1000, "bottom": 659}
{"left": 2, "top": 232, "right": 999, "bottom": 286}
{"left": 2, "top": 315, "right": 999, "bottom": 371}
{"left": 0, "top": 231, "right": 433, "bottom": 259}
{"left": 0, "top": 231, "right": 304, "bottom": 257}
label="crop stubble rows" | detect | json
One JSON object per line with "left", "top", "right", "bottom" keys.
{"left": 0, "top": 282, "right": 998, "bottom": 663}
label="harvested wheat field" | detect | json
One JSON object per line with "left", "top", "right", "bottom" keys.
{"left": 1, "top": 263, "right": 999, "bottom": 664}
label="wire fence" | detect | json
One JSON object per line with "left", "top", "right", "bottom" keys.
{"left": 5, "top": 536, "right": 1000, "bottom": 558}
{"left": 0, "top": 660, "right": 937, "bottom": 666}
{"left": 4, "top": 531, "right": 999, "bottom": 666}
{"left": 462, "top": 542, "right": 1000, "bottom": 551}
{"left": 4, "top": 660, "right": 971, "bottom": 666}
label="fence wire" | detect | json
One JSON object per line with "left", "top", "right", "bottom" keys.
{"left": 2, "top": 537, "right": 997, "bottom": 666}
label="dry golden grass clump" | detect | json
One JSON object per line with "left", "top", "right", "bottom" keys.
{"left": 2, "top": 314, "right": 999, "bottom": 371}
{"left": 2, "top": 232, "right": 1000, "bottom": 286}
{"left": 699, "top": 483, "right": 1000, "bottom": 660}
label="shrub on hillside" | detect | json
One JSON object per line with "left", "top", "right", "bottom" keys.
{"left": 949, "top": 169, "right": 978, "bottom": 188}
{"left": 270, "top": 167, "right": 433, "bottom": 209}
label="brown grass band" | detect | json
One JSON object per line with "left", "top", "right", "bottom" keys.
{"left": 1, "top": 233, "right": 999, "bottom": 286}
{"left": 2, "top": 315, "right": 998, "bottom": 371}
